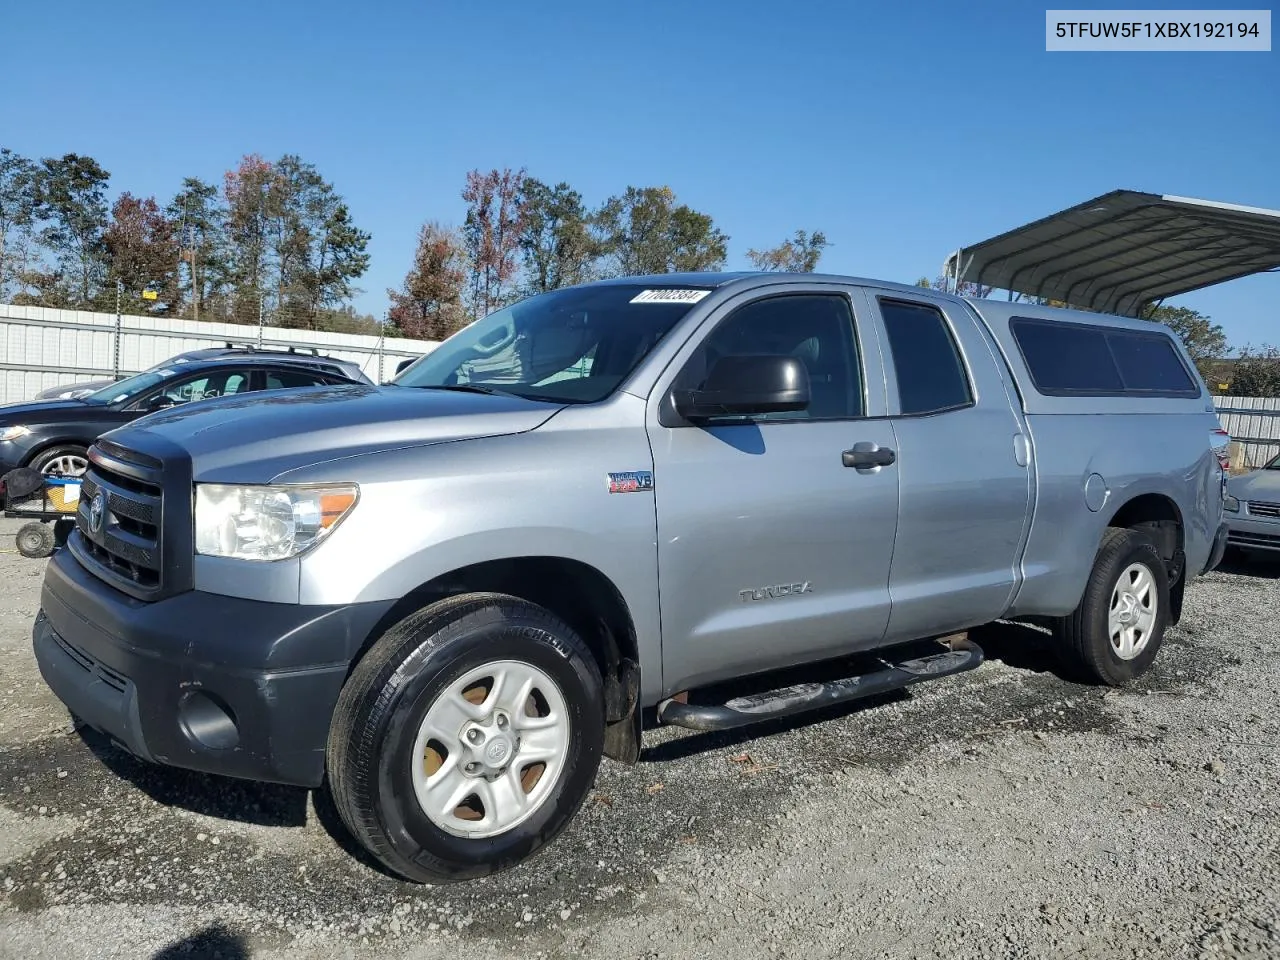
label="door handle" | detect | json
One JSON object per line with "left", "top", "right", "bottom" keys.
{"left": 842, "top": 443, "right": 896, "bottom": 469}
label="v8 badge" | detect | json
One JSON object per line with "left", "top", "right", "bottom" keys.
{"left": 607, "top": 471, "right": 654, "bottom": 494}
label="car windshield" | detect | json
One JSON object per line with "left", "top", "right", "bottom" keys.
{"left": 1266, "top": 453, "right": 1280, "bottom": 470}
{"left": 393, "top": 284, "right": 712, "bottom": 403}
{"left": 82, "top": 367, "right": 183, "bottom": 405}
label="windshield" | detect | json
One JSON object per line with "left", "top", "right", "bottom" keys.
{"left": 394, "top": 284, "right": 712, "bottom": 403}
{"left": 1266, "top": 452, "right": 1280, "bottom": 470}
{"left": 83, "top": 367, "right": 182, "bottom": 405}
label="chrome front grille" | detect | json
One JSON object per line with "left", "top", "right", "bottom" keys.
{"left": 1248, "top": 501, "right": 1280, "bottom": 519}
{"left": 74, "top": 447, "right": 165, "bottom": 596}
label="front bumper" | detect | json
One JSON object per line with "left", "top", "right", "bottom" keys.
{"left": 33, "top": 547, "right": 394, "bottom": 787}
{"left": 1225, "top": 514, "right": 1280, "bottom": 554}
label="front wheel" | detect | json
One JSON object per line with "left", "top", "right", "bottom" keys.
{"left": 326, "top": 593, "right": 605, "bottom": 883}
{"left": 30, "top": 445, "right": 89, "bottom": 478}
{"left": 1056, "top": 528, "right": 1170, "bottom": 685}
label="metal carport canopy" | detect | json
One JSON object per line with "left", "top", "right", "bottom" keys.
{"left": 944, "top": 190, "right": 1280, "bottom": 317}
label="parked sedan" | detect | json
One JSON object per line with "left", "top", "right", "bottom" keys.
{"left": 1, "top": 354, "right": 364, "bottom": 477}
{"left": 1225, "top": 454, "right": 1280, "bottom": 556}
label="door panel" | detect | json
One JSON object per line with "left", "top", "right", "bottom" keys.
{"left": 652, "top": 420, "right": 899, "bottom": 693}
{"left": 864, "top": 291, "right": 1032, "bottom": 641}
{"left": 648, "top": 289, "right": 900, "bottom": 695}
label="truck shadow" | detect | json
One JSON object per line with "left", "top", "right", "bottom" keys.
{"left": 78, "top": 726, "right": 310, "bottom": 828}
{"left": 967, "top": 619, "right": 1065, "bottom": 675}
{"left": 76, "top": 726, "right": 402, "bottom": 880}
{"left": 152, "top": 922, "right": 249, "bottom": 959}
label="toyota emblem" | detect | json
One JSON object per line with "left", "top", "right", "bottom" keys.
{"left": 89, "top": 491, "right": 107, "bottom": 535}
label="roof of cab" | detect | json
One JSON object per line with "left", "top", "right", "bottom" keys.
{"left": 586, "top": 271, "right": 969, "bottom": 302}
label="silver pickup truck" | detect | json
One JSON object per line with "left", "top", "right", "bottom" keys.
{"left": 31, "top": 272, "right": 1230, "bottom": 883}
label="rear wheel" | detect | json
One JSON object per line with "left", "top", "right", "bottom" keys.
{"left": 326, "top": 593, "right": 605, "bottom": 883}
{"left": 1057, "top": 528, "right": 1170, "bottom": 685}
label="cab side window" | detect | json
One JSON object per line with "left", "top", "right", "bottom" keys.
{"left": 264, "top": 369, "right": 332, "bottom": 390}
{"left": 160, "top": 369, "right": 253, "bottom": 404}
{"left": 676, "top": 294, "right": 863, "bottom": 421}
{"left": 879, "top": 299, "right": 973, "bottom": 415}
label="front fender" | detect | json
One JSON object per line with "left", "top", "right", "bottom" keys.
{"left": 295, "top": 403, "right": 663, "bottom": 696}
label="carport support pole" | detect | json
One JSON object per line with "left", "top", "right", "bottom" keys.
{"left": 258, "top": 296, "right": 265, "bottom": 348}
{"left": 113, "top": 279, "right": 122, "bottom": 379}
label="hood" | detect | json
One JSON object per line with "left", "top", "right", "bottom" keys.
{"left": 1227, "top": 468, "right": 1280, "bottom": 504}
{"left": 0, "top": 397, "right": 119, "bottom": 422}
{"left": 109, "top": 383, "right": 565, "bottom": 483}
{"left": 34, "top": 380, "right": 115, "bottom": 400}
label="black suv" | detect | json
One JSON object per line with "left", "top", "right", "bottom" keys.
{"left": 2, "top": 350, "right": 371, "bottom": 477}
{"left": 33, "top": 343, "right": 370, "bottom": 400}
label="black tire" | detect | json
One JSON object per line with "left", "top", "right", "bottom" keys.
{"left": 16, "top": 522, "right": 55, "bottom": 559}
{"left": 1057, "top": 527, "right": 1170, "bottom": 685}
{"left": 326, "top": 592, "right": 605, "bottom": 884}
{"left": 29, "top": 444, "right": 89, "bottom": 478}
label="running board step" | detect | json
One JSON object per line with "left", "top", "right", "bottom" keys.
{"left": 656, "top": 637, "right": 983, "bottom": 733}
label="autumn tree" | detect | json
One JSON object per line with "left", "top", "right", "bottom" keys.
{"left": 0, "top": 148, "right": 41, "bottom": 302}
{"left": 462, "top": 168, "right": 525, "bottom": 318}
{"left": 595, "top": 186, "right": 727, "bottom": 275}
{"left": 388, "top": 221, "right": 467, "bottom": 340}
{"left": 37, "top": 153, "right": 110, "bottom": 306}
{"left": 265, "top": 155, "right": 371, "bottom": 327}
{"left": 221, "top": 154, "right": 369, "bottom": 328}
{"left": 223, "top": 154, "right": 274, "bottom": 322}
{"left": 747, "top": 230, "right": 829, "bottom": 272}
{"left": 518, "top": 179, "right": 597, "bottom": 295}
{"left": 104, "top": 193, "right": 180, "bottom": 311}
{"left": 1141, "top": 305, "right": 1227, "bottom": 383}
{"left": 167, "top": 177, "right": 229, "bottom": 321}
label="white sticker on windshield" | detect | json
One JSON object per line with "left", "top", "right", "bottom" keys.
{"left": 630, "top": 289, "right": 712, "bottom": 305}
{"left": 156, "top": 368, "right": 176, "bottom": 378}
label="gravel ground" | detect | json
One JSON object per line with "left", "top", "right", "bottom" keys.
{"left": 0, "top": 516, "right": 1277, "bottom": 960}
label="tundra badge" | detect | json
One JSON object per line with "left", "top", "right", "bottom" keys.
{"left": 739, "top": 582, "right": 813, "bottom": 602}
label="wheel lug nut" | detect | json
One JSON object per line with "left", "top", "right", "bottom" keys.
{"left": 466, "top": 729, "right": 482, "bottom": 744}
{"left": 496, "top": 714, "right": 508, "bottom": 730}
{"left": 465, "top": 762, "right": 480, "bottom": 774}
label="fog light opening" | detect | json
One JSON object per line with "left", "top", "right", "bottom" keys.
{"left": 178, "top": 691, "right": 240, "bottom": 751}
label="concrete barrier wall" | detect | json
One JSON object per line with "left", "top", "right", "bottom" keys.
{"left": 0, "top": 304, "right": 440, "bottom": 403}
{"left": 1214, "top": 395, "right": 1280, "bottom": 470}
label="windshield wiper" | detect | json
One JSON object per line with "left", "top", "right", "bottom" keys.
{"left": 410, "top": 383, "right": 519, "bottom": 398}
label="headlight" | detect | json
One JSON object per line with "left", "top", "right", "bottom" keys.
{"left": 0, "top": 425, "right": 30, "bottom": 442}
{"left": 195, "top": 483, "right": 359, "bottom": 561}
{"left": 1224, "top": 495, "right": 1240, "bottom": 513}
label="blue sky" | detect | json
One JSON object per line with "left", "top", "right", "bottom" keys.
{"left": 4, "top": 0, "right": 1277, "bottom": 345}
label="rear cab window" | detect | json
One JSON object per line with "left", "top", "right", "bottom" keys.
{"left": 1010, "top": 316, "right": 1199, "bottom": 397}
{"left": 878, "top": 298, "right": 973, "bottom": 415}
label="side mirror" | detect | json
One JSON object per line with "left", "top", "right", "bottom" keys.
{"left": 674, "top": 354, "right": 810, "bottom": 422}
